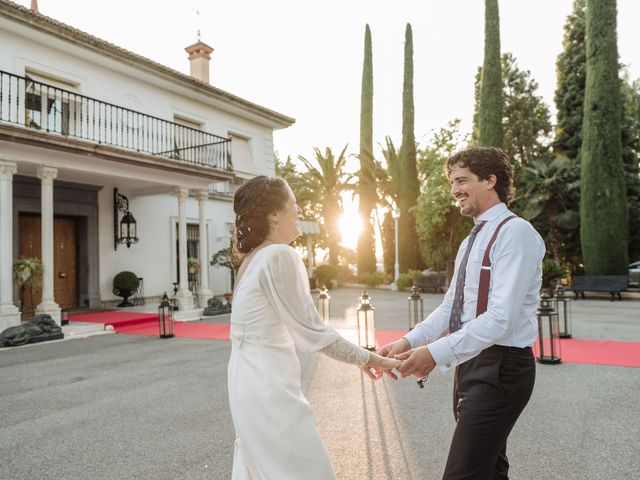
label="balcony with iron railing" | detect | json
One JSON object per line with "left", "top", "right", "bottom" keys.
{"left": 0, "top": 70, "right": 232, "bottom": 171}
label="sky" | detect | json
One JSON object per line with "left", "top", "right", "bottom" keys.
{"left": 15, "top": 0, "right": 640, "bottom": 164}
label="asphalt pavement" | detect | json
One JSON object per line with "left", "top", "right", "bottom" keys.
{"left": 1, "top": 288, "right": 638, "bottom": 479}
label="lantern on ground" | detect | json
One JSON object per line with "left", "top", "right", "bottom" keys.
{"left": 554, "top": 284, "right": 572, "bottom": 338}
{"left": 408, "top": 286, "right": 423, "bottom": 331}
{"left": 356, "top": 290, "right": 376, "bottom": 351}
{"left": 61, "top": 309, "right": 69, "bottom": 326}
{"left": 158, "top": 292, "right": 175, "bottom": 339}
{"left": 535, "top": 292, "right": 561, "bottom": 364}
{"left": 317, "top": 288, "right": 331, "bottom": 323}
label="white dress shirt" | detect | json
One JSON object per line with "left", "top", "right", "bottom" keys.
{"left": 404, "top": 203, "right": 545, "bottom": 372}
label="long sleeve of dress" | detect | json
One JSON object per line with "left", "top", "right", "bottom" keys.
{"left": 259, "top": 245, "right": 341, "bottom": 353}
{"left": 320, "top": 336, "right": 370, "bottom": 366}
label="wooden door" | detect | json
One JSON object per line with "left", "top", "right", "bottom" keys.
{"left": 18, "top": 214, "right": 78, "bottom": 311}
{"left": 54, "top": 217, "right": 77, "bottom": 309}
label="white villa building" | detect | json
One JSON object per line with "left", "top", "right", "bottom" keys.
{"left": 0, "top": 0, "right": 294, "bottom": 331}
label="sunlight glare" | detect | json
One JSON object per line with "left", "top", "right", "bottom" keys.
{"left": 338, "top": 210, "right": 361, "bottom": 251}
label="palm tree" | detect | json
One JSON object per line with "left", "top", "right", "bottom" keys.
{"left": 517, "top": 155, "right": 580, "bottom": 267}
{"left": 298, "top": 146, "right": 350, "bottom": 265}
{"left": 374, "top": 137, "right": 402, "bottom": 275}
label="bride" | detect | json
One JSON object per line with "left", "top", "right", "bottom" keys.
{"left": 228, "top": 175, "right": 400, "bottom": 479}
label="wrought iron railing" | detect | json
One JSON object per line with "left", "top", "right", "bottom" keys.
{"left": 209, "top": 177, "right": 246, "bottom": 197}
{"left": 0, "top": 70, "right": 231, "bottom": 170}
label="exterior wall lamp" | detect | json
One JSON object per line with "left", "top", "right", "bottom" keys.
{"left": 114, "top": 188, "right": 139, "bottom": 249}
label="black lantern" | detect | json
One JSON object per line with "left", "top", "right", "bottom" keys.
{"left": 356, "top": 290, "right": 376, "bottom": 351}
{"left": 408, "top": 286, "right": 424, "bottom": 331}
{"left": 317, "top": 288, "right": 330, "bottom": 323}
{"left": 61, "top": 309, "right": 69, "bottom": 326}
{"left": 158, "top": 292, "right": 175, "bottom": 338}
{"left": 114, "top": 188, "right": 139, "bottom": 249}
{"left": 536, "top": 292, "right": 561, "bottom": 364}
{"left": 554, "top": 285, "right": 572, "bottom": 338}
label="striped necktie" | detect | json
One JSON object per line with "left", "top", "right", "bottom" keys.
{"left": 448, "top": 221, "right": 487, "bottom": 333}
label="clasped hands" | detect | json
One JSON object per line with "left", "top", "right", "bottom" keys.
{"left": 360, "top": 337, "right": 436, "bottom": 383}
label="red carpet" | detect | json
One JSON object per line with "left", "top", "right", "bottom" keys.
{"left": 70, "top": 311, "right": 159, "bottom": 328}
{"left": 375, "top": 330, "right": 640, "bottom": 368}
{"left": 69, "top": 314, "right": 639, "bottom": 368}
{"left": 69, "top": 311, "right": 230, "bottom": 340}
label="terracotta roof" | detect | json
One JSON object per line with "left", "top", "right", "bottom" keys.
{"left": 0, "top": 0, "right": 295, "bottom": 128}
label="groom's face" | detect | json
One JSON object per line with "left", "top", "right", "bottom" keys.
{"left": 449, "top": 165, "right": 496, "bottom": 218}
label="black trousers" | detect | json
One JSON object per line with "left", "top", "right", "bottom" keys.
{"left": 442, "top": 345, "right": 536, "bottom": 480}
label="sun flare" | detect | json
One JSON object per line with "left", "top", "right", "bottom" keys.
{"left": 338, "top": 210, "right": 362, "bottom": 251}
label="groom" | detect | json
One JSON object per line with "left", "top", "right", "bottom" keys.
{"left": 377, "top": 147, "right": 545, "bottom": 479}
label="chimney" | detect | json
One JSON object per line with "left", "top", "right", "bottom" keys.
{"left": 31, "top": 0, "right": 39, "bottom": 12}
{"left": 185, "top": 40, "right": 214, "bottom": 84}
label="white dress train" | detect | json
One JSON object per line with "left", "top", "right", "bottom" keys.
{"left": 228, "top": 244, "right": 341, "bottom": 479}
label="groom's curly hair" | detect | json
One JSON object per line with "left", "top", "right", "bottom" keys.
{"left": 445, "top": 147, "right": 514, "bottom": 205}
{"left": 232, "top": 175, "right": 290, "bottom": 256}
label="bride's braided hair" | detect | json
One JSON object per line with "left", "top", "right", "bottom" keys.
{"left": 233, "top": 175, "right": 289, "bottom": 255}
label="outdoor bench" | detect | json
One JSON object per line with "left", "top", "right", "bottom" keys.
{"left": 566, "top": 275, "right": 628, "bottom": 301}
{"left": 415, "top": 272, "right": 448, "bottom": 293}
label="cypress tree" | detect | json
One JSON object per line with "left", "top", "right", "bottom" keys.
{"left": 551, "top": 0, "right": 586, "bottom": 270}
{"left": 478, "top": 0, "right": 503, "bottom": 147}
{"left": 554, "top": 0, "right": 587, "bottom": 160}
{"left": 580, "top": 0, "right": 628, "bottom": 274}
{"left": 357, "top": 24, "right": 377, "bottom": 276}
{"left": 398, "top": 23, "right": 420, "bottom": 272}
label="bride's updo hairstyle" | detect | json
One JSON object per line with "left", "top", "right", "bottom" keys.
{"left": 233, "top": 175, "right": 290, "bottom": 255}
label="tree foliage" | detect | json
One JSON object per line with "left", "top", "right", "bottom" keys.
{"left": 414, "top": 119, "right": 472, "bottom": 278}
{"left": 580, "top": 0, "right": 628, "bottom": 275}
{"left": 398, "top": 23, "right": 420, "bottom": 272}
{"left": 478, "top": 0, "right": 503, "bottom": 148}
{"left": 298, "top": 146, "right": 351, "bottom": 266}
{"left": 357, "top": 24, "right": 377, "bottom": 276}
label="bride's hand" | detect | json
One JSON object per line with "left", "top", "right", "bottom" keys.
{"left": 361, "top": 353, "right": 402, "bottom": 380}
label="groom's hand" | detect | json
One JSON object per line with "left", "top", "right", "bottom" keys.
{"left": 395, "top": 346, "right": 436, "bottom": 379}
{"left": 372, "top": 338, "right": 411, "bottom": 380}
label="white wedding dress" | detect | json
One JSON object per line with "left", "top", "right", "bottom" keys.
{"left": 228, "top": 244, "right": 349, "bottom": 479}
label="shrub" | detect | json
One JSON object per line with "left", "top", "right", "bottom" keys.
{"left": 314, "top": 265, "right": 338, "bottom": 289}
{"left": 335, "top": 265, "right": 356, "bottom": 285}
{"left": 396, "top": 273, "right": 412, "bottom": 289}
{"left": 359, "top": 271, "right": 386, "bottom": 287}
{"left": 542, "top": 258, "right": 567, "bottom": 289}
{"left": 113, "top": 271, "right": 140, "bottom": 295}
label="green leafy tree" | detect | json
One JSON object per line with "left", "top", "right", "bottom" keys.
{"left": 414, "top": 119, "right": 472, "bottom": 278}
{"left": 298, "top": 146, "right": 350, "bottom": 266}
{"left": 516, "top": 156, "right": 581, "bottom": 269}
{"left": 478, "top": 0, "right": 503, "bottom": 148}
{"left": 621, "top": 74, "right": 640, "bottom": 262}
{"left": 398, "top": 23, "right": 420, "bottom": 272}
{"left": 580, "top": 0, "right": 628, "bottom": 274}
{"left": 357, "top": 24, "right": 377, "bottom": 277}
{"left": 374, "top": 137, "right": 402, "bottom": 277}
{"left": 551, "top": 0, "right": 586, "bottom": 268}
{"left": 554, "top": 0, "right": 587, "bottom": 161}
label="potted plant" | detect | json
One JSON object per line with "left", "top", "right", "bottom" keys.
{"left": 13, "top": 257, "right": 42, "bottom": 312}
{"left": 541, "top": 258, "right": 567, "bottom": 294}
{"left": 211, "top": 247, "right": 239, "bottom": 293}
{"left": 112, "top": 271, "right": 140, "bottom": 307}
{"left": 188, "top": 257, "right": 200, "bottom": 278}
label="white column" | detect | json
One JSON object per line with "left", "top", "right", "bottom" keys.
{"left": 36, "top": 166, "right": 61, "bottom": 323}
{"left": 175, "top": 188, "right": 193, "bottom": 311}
{"left": 195, "top": 190, "right": 212, "bottom": 307}
{"left": 0, "top": 161, "right": 20, "bottom": 331}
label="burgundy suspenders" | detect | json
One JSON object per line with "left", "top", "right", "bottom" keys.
{"left": 475, "top": 215, "right": 518, "bottom": 317}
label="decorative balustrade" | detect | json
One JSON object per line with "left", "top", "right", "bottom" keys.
{"left": 0, "top": 70, "right": 231, "bottom": 170}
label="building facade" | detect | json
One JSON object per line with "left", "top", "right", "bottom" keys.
{"left": 0, "top": 0, "right": 294, "bottom": 330}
